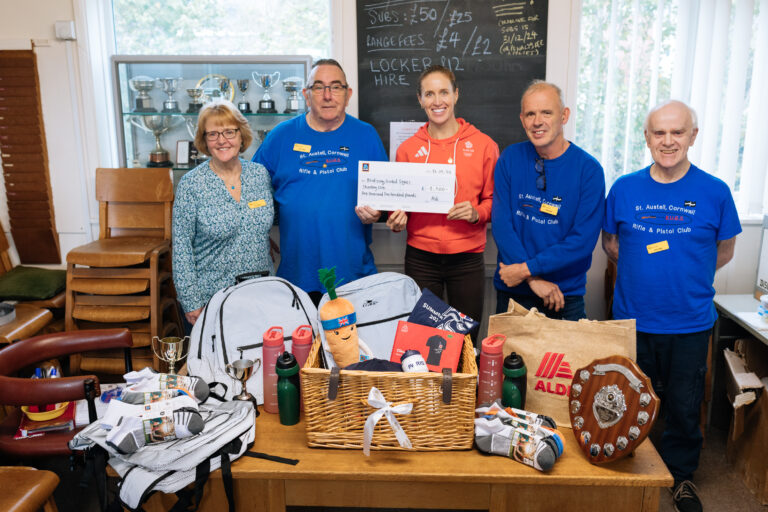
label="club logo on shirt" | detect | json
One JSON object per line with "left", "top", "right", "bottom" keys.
{"left": 552, "top": 196, "right": 562, "bottom": 203}
{"left": 635, "top": 211, "right": 692, "bottom": 226}
{"left": 414, "top": 146, "right": 428, "bottom": 158}
{"left": 464, "top": 141, "right": 473, "bottom": 149}
{"left": 684, "top": 200, "right": 696, "bottom": 207}
{"left": 339, "top": 146, "right": 349, "bottom": 152}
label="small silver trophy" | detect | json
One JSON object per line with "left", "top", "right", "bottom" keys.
{"left": 159, "top": 77, "right": 183, "bottom": 113}
{"left": 252, "top": 71, "right": 280, "bottom": 113}
{"left": 129, "top": 76, "right": 157, "bottom": 113}
{"left": 225, "top": 358, "right": 262, "bottom": 415}
{"left": 130, "top": 115, "right": 182, "bottom": 167}
{"left": 186, "top": 87, "right": 204, "bottom": 113}
{"left": 151, "top": 336, "right": 190, "bottom": 374}
{"left": 236, "top": 79, "right": 251, "bottom": 114}
{"left": 282, "top": 77, "right": 304, "bottom": 113}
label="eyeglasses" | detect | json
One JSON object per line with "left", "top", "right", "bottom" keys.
{"left": 308, "top": 83, "right": 348, "bottom": 95}
{"left": 535, "top": 158, "right": 546, "bottom": 191}
{"left": 204, "top": 128, "right": 239, "bottom": 141}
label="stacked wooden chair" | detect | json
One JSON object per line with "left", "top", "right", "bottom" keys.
{"left": 65, "top": 168, "right": 182, "bottom": 373}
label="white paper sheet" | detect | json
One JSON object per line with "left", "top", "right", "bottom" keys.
{"left": 389, "top": 121, "right": 422, "bottom": 161}
{"left": 357, "top": 160, "right": 456, "bottom": 214}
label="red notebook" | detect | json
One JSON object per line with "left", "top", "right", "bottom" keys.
{"left": 14, "top": 402, "right": 76, "bottom": 440}
{"left": 389, "top": 321, "right": 463, "bottom": 373}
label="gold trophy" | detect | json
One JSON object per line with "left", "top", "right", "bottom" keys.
{"left": 225, "top": 358, "right": 262, "bottom": 415}
{"left": 151, "top": 336, "right": 190, "bottom": 374}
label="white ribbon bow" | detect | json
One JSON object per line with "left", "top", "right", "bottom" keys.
{"left": 362, "top": 387, "right": 413, "bottom": 456}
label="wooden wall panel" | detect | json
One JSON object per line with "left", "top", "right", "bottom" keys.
{"left": 0, "top": 49, "right": 60, "bottom": 263}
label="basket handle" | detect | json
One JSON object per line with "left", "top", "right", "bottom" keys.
{"left": 441, "top": 368, "right": 452, "bottom": 404}
{"left": 327, "top": 366, "right": 341, "bottom": 401}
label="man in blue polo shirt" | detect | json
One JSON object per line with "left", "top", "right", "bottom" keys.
{"left": 603, "top": 100, "right": 740, "bottom": 512}
{"left": 254, "top": 59, "right": 386, "bottom": 303}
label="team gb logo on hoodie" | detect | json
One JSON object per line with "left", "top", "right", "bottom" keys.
{"left": 462, "top": 140, "right": 474, "bottom": 157}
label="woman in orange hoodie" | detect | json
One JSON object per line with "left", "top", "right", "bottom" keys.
{"left": 380, "top": 65, "right": 498, "bottom": 343}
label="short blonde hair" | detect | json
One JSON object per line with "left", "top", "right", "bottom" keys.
{"left": 193, "top": 100, "right": 253, "bottom": 156}
{"left": 520, "top": 79, "right": 565, "bottom": 111}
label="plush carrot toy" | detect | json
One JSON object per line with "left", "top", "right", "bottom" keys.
{"left": 318, "top": 267, "right": 373, "bottom": 368}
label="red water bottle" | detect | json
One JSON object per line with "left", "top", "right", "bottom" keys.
{"left": 477, "top": 334, "right": 506, "bottom": 406}
{"left": 291, "top": 325, "right": 313, "bottom": 369}
{"left": 262, "top": 326, "right": 284, "bottom": 414}
{"left": 291, "top": 325, "right": 313, "bottom": 412}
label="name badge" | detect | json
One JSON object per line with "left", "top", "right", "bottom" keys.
{"left": 540, "top": 203, "right": 559, "bottom": 216}
{"left": 646, "top": 240, "right": 669, "bottom": 254}
{"left": 293, "top": 143, "right": 311, "bottom": 153}
{"left": 248, "top": 199, "right": 266, "bottom": 209}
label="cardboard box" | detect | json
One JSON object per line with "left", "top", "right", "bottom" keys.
{"left": 726, "top": 337, "right": 768, "bottom": 504}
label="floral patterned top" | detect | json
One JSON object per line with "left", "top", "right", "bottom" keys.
{"left": 172, "top": 158, "right": 274, "bottom": 312}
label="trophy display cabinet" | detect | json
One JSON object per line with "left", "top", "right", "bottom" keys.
{"left": 112, "top": 55, "right": 312, "bottom": 179}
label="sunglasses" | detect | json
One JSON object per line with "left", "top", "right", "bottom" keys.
{"left": 535, "top": 158, "right": 546, "bottom": 191}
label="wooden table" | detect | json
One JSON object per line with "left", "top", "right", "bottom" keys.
{"left": 0, "top": 303, "right": 52, "bottom": 344}
{"left": 142, "top": 412, "right": 672, "bottom": 512}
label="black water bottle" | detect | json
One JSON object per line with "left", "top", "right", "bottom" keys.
{"left": 276, "top": 351, "right": 300, "bottom": 426}
{"left": 502, "top": 352, "right": 527, "bottom": 409}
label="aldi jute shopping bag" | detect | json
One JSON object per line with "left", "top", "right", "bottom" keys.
{"left": 487, "top": 300, "right": 636, "bottom": 427}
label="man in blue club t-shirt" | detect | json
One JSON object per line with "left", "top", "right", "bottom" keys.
{"left": 603, "top": 100, "right": 741, "bottom": 512}
{"left": 254, "top": 59, "right": 386, "bottom": 304}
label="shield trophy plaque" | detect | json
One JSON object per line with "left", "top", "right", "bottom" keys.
{"left": 252, "top": 71, "right": 280, "bottom": 113}
{"left": 151, "top": 336, "right": 190, "bottom": 375}
{"left": 225, "top": 358, "right": 262, "bottom": 416}
{"left": 129, "top": 75, "right": 157, "bottom": 113}
{"left": 236, "top": 79, "right": 252, "bottom": 114}
{"left": 159, "top": 77, "right": 183, "bottom": 113}
{"left": 282, "top": 76, "right": 304, "bottom": 113}
{"left": 568, "top": 354, "right": 659, "bottom": 464}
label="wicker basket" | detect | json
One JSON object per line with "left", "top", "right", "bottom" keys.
{"left": 301, "top": 335, "right": 478, "bottom": 451}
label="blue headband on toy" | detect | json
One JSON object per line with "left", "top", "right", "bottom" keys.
{"left": 321, "top": 312, "right": 357, "bottom": 331}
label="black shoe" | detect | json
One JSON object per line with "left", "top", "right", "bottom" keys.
{"left": 671, "top": 480, "right": 702, "bottom": 512}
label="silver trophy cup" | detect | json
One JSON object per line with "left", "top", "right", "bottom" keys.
{"left": 252, "top": 71, "right": 280, "bottom": 113}
{"left": 186, "top": 87, "right": 204, "bottom": 113}
{"left": 129, "top": 76, "right": 157, "bottom": 113}
{"left": 282, "top": 77, "right": 304, "bottom": 113}
{"left": 236, "top": 79, "right": 251, "bottom": 114}
{"left": 159, "top": 77, "right": 183, "bottom": 113}
{"left": 130, "top": 115, "right": 182, "bottom": 167}
{"left": 151, "top": 336, "right": 190, "bottom": 374}
{"left": 225, "top": 358, "right": 262, "bottom": 415}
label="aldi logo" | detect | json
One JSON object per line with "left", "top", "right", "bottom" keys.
{"left": 533, "top": 352, "right": 573, "bottom": 396}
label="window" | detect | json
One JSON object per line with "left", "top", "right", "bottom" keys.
{"left": 112, "top": 0, "right": 332, "bottom": 59}
{"left": 575, "top": 0, "right": 767, "bottom": 216}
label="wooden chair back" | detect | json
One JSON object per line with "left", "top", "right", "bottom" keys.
{"left": 0, "top": 227, "right": 14, "bottom": 275}
{"left": 95, "top": 168, "right": 174, "bottom": 240}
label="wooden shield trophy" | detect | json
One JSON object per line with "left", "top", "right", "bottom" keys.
{"left": 568, "top": 355, "right": 659, "bottom": 464}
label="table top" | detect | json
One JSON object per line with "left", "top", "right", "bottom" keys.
{"left": 230, "top": 411, "right": 673, "bottom": 488}
{"left": 714, "top": 294, "right": 768, "bottom": 343}
{"left": 0, "top": 303, "right": 52, "bottom": 344}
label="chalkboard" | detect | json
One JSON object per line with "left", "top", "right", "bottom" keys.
{"left": 357, "top": 0, "right": 548, "bottom": 152}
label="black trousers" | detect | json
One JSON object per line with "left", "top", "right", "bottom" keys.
{"left": 404, "top": 244, "right": 485, "bottom": 345}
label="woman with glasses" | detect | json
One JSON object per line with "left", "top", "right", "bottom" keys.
{"left": 172, "top": 100, "right": 274, "bottom": 326}
{"left": 382, "top": 65, "right": 499, "bottom": 344}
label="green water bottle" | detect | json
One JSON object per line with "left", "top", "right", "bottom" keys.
{"left": 502, "top": 352, "right": 527, "bottom": 409}
{"left": 276, "top": 351, "right": 300, "bottom": 426}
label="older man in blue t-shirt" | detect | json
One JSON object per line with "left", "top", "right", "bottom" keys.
{"left": 603, "top": 100, "right": 741, "bottom": 512}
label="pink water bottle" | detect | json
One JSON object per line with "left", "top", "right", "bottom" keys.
{"left": 291, "top": 325, "right": 313, "bottom": 412}
{"left": 478, "top": 334, "right": 506, "bottom": 406}
{"left": 291, "top": 325, "right": 313, "bottom": 368}
{"left": 262, "top": 326, "right": 284, "bottom": 414}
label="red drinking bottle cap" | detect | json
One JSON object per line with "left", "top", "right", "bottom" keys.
{"left": 292, "top": 325, "right": 313, "bottom": 346}
{"left": 481, "top": 334, "right": 506, "bottom": 354}
{"left": 263, "top": 326, "right": 284, "bottom": 347}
